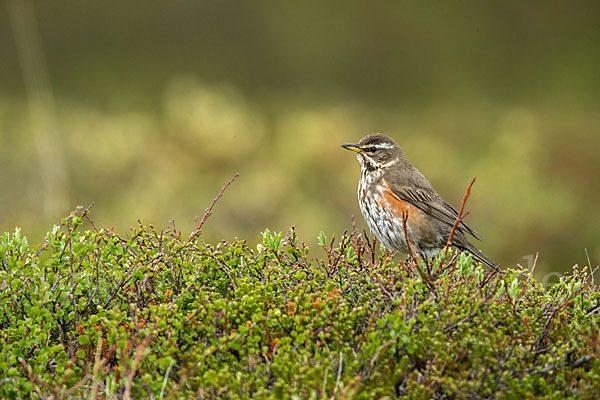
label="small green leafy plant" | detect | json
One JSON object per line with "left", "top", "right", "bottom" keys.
{"left": 0, "top": 196, "right": 599, "bottom": 399}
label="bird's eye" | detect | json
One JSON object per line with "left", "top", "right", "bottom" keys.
{"left": 368, "top": 146, "right": 377, "bottom": 153}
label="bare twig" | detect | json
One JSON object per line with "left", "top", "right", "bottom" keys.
{"left": 401, "top": 211, "right": 417, "bottom": 262}
{"left": 525, "top": 253, "right": 539, "bottom": 285}
{"left": 194, "top": 173, "right": 240, "bottom": 236}
{"left": 89, "top": 335, "right": 104, "bottom": 400}
{"left": 526, "top": 355, "right": 595, "bottom": 376}
{"left": 82, "top": 202, "right": 99, "bottom": 231}
{"left": 164, "top": 173, "right": 239, "bottom": 265}
{"left": 584, "top": 248, "right": 595, "bottom": 286}
{"left": 444, "top": 177, "right": 476, "bottom": 253}
{"left": 123, "top": 322, "right": 157, "bottom": 400}
{"left": 401, "top": 211, "right": 434, "bottom": 287}
{"left": 332, "top": 351, "right": 343, "bottom": 399}
{"left": 19, "top": 358, "right": 52, "bottom": 397}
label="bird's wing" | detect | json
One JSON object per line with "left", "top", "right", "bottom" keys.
{"left": 388, "top": 183, "right": 482, "bottom": 240}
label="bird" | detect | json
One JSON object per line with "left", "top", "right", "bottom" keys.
{"left": 342, "top": 133, "right": 498, "bottom": 271}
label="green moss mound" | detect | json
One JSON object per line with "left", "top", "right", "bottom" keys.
{"left": 1, "top": 211, "right": 599, "bottom": 399}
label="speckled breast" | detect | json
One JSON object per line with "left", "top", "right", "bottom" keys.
{"left": 357, "top": 172, "right": 410, "bottom": 254}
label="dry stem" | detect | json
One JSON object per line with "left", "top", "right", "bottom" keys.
{"left": 444, "top": 177, "right": 476, "bottom": 253}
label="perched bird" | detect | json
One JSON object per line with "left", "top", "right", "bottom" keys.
{"left": 342, "top": 133, "right": 498, "bottom": 271}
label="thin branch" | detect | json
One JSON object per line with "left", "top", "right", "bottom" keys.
{"left": 194, "top": 173, "right": 240, "bottom": 235}
{"left": 164, "top": 173, "right": 240, "bottom": 266}
{"left": 123, "top": 327, "right": 156, "bottom": 400}
{"left": 526, "top": 355, "right": 595, "bottom": 376}
{"left": 401, "top": 211, "right": 417, "bottom": 262}
{"left": 584, "top": 248, "right": 595, "bottom": 286}
{"left": 444, "top": 177, "right": 476, "bottom": 253}
{"left": 402, "top": 211, "right": 434, "bottom": 287}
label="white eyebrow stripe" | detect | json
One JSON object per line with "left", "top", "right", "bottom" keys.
{"left": 370, "top": 142, "right": 395, "bottom": 149}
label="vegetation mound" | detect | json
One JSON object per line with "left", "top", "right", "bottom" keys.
{"left": 1, "top": 206, "right": 598, "bottom": 399}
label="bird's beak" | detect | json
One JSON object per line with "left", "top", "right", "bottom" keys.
{"left": 341, "top": 144, "right": 363, "bottom": 153}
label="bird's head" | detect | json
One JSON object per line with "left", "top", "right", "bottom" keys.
{"left": 342, "top": 133, "right": 403, "bottom": 171}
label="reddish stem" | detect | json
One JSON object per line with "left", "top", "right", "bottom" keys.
{"left": 444, "top": 176, "right": 476, "bottom": 253}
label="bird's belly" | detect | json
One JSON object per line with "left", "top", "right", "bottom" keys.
{"left": 358, "top": 188, "right": 411, "bottom": 253}
{"left": 358, "top": 184, "right": 443, "bottom": 256}
{"left": 361, "top": 199, "right": 408, "bottom": 252}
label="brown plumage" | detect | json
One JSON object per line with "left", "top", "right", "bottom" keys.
{"left": 342, "top": 133, "right": 498, "bottom": 271}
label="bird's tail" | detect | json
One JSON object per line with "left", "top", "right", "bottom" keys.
{"left": 459, "top": 242, "right": 500, "bottom": 273}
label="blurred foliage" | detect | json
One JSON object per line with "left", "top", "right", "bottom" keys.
{"left": 1, "top": 213, "right": 599, "bottom": 398}
{"left": 0, "top": 1, "right": 599, "bottom": 275}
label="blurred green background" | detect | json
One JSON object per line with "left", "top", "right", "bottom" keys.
{"left": 1, "top": 1, "right": 599, "bottom": 276}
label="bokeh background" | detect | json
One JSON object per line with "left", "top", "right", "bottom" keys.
{"left": 1, "top": 1, "right": 599, "bottom": 277}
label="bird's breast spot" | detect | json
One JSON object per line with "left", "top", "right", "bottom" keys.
{"left": 379, "top": 194, "right": 410, "bottom": 218}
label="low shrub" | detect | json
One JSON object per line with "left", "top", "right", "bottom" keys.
{"left": 0, "top": 206, "right": 598, "bottom": 399}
